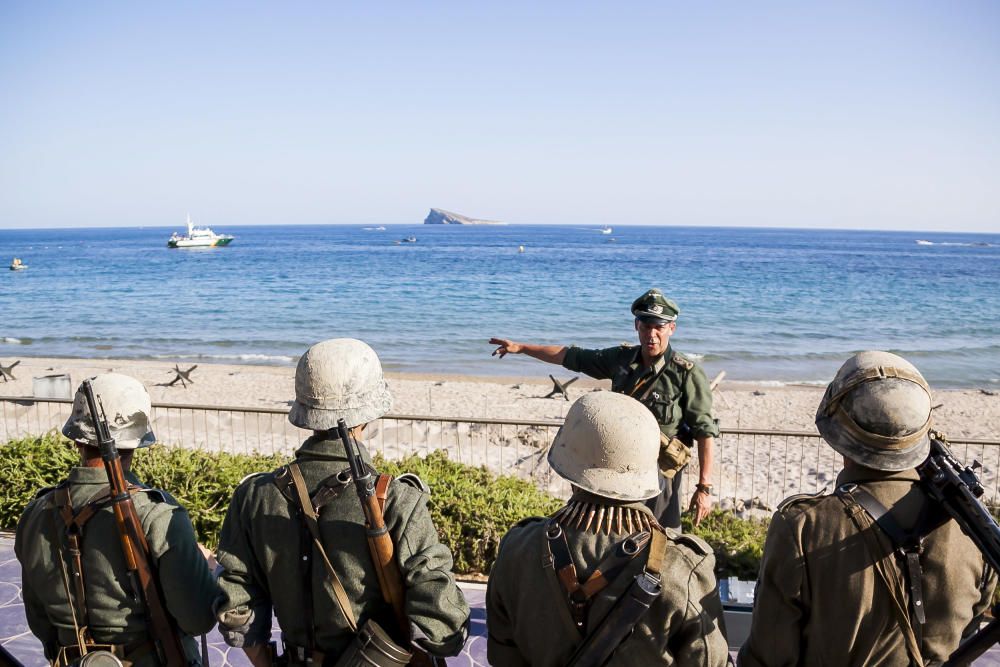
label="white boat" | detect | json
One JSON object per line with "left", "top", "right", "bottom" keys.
{"left": 915, "top": 239, "right": 933, "bottom": 246}
{"left": 600, "top": 226, "right": 613, "bottom": 234}
{"left": 9, "top": 257, "right": 27, "bottom": 271}
{"left": 167, "top": 215, "right": 234, "bottom": 248}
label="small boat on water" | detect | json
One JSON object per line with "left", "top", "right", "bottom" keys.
{"left": 915, "top": 239, "right": 933, "bottom": 246}
{"left": 401, "top": 236, "right": 417, "bottom": 243}
{"left": 9, "top": 257, "right": 27, "bottom": 271}
{"left": 167, "top": 214, "right": 234, "bottom": 248}
{"left": 600, "top": 226, "right": 613, "bottom": 234}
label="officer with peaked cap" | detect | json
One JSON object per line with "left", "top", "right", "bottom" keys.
{"left": 739, "top": 351, "right": 997, "bottom": 666}
{"left": 14, "top": 373, "right": 218, "bottom": 666}
{"left": 490, "top": 288, "right": 720, "bottom": 529}
{"left": 487, "top": 391, "right": 729, "bottom": 666}
{"left": 214, "top": 338, "right": 470, "bottom": 665}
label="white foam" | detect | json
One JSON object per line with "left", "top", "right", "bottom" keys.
{"left": 2, "top": 337, "right": 25, "bottom": 344}
{"left": 209, "top": 353, "right": 296, "bottom": 363}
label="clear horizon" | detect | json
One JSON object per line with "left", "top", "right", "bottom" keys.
{"left": 2, "top": 2, "right": 998, "bottom": 232}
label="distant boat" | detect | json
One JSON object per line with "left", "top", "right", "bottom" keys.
{"left": 915, "top": 240, "right": 933, "bottom": 246}
{"left": 401, "top": 236, "right": 417, "bottom": 243}
{"left": 600, "top": 226, "right": 613, "bottom": 234}
{"left": 9, "top": 257, "right": 27, "bottom": 271}
{"left": 167, "top": 214, "right": 234, "bottom": 248}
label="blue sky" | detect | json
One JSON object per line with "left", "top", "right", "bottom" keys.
{"left": 1, "top": 2, "right": 998, "bottom": 231}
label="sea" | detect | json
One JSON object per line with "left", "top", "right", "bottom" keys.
{"left": 1, "top": 224, "right": 998, "bottom": 388}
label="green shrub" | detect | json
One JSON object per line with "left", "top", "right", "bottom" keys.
{"left": 132, "top": 446, "right": 287, "bottom": 549}
{"left": 376, "top": 451, "right": 563, "bottom": 574}
{"left": 682, "top": 510, "right": 769, "bottom": 580}
{"left": 0, "top": 435, "right": 770, "bottom": 577}
{"left": 0, "top": 435, "right": 560, "bottom": 575}
{"left": 0, "top": 432, "right": 78, "bottom": 529}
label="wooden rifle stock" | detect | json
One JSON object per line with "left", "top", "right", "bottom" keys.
{"left": 337, "top": 420, "right": 443, "bottom": 667}
{"left": 82, "top": 381, "right": 188, "bottom": 667}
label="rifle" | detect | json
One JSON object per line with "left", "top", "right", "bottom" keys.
{"left": 337, "top": 419, "right": 445, "bottom": 667}
{"left": 917, "top": 432, "right": 1000, "bottom": 667}
{"left": 81, "top": 380, "right": 188, "bottom": 667}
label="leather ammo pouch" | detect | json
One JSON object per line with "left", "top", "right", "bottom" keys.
{"left": 657, "top": 434, "right": 691, "bottom": 478}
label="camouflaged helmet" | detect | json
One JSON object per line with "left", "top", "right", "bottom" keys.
{"left": 816, "top": 351, "right": 932, "bottom": 471}
{"left": 548, "top": 392, "right": 664, "bottom": 501}
{"left": 631, "top": 289, "right": 679, "bottom": 324}
{"left": 289, "top": 338, "right": 393, "bottom": 431}
{"left": 62, "top": 373, "right": 156, "bottom": 450}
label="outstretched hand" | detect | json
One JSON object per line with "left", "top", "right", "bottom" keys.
{"left": 489, "top": 338, "right": 522, "bottom": 358}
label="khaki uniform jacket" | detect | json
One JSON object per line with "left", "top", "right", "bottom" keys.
{"left": 214, "top": 435, "right": 470, "bottom": 657}
{"left": 738, "top": 466, "right": 997, "bottom": 667}
{"left": 14, "top": 466, "right": 219, "bottom": 666}
{"left": 562, "top": 344, "right": 719, "bottom": 440}
{"left": 486, "top": 495, "right": 730, "bottom": 666}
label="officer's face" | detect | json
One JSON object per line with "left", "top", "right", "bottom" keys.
{"left": 635, "top": 318, "right": 675, "bottom": 360}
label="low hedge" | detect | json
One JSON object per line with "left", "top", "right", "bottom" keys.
{"left": 0, "top": 433, "right": 768, "bottom": 577}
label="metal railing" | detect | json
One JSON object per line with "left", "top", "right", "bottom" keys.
{"left": 3, "top": 396, "right": 998, "bottom": 508}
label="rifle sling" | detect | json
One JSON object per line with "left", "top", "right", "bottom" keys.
{"left": 52, "top": 484, "right": 144, "bottom": 653}
{"left": 836, "top": 485, "right": 925, "bottom": 665}
{"left": 286, "top": 462, "right": 359, "bottom": 633}
{"left": 847, "top": 486, "right": 928, "bottom": 625}
{"left": 565, "top": 528, "right": 667, "bottom": 667}
{"left": 545, "top": 519, "right": 651, "bottom": 629}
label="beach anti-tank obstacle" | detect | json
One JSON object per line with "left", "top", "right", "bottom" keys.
{"left": 166, "top": 364, "right": 198, "bottom": 388}
{"left": 0, "top": 360, "right": 19, "bottom": 382}
{"left": 544, "top": 374, "right": 579, "bottom": 400}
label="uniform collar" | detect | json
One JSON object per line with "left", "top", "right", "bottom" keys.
{"left": 67, "top": 466, "right": 142, "bottom": 486}
{"left": 836, "top": 466, "right": 919, "bottom": 486}
{"left": 628, "top": 344, "right": 671, "bottom": 374}
{"left": 294, "top": 433, "right": 374, "bottom": 466}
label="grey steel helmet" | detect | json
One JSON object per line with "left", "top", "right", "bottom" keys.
{"left": 816, "top": 351, "right": 932, "bottom": 472}
{"left": 288, "top": 338, "right": 393, "bottom": 431}
{"left": 547, "top": 391, "right": 664, "bottom": 501}
{"left": 62, "top": 373, "right": 156, "bottom": 450}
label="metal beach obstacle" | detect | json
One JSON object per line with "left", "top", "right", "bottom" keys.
{"left": 0, "top": 360, "right": 19, "bottom": 382}
{"left": 544, "top": 374, "right": 579, "bottom": 400}
{"left": 166, "top": 364, "right": 198, "bottom": 388}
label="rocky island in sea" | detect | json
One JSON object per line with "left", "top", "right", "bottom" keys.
{"left": 423, "top": 208, "right": 506, "bottom": 225}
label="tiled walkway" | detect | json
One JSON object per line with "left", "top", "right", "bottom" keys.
{"left": 0, "top": 534, "right": 486, "bottom": 666}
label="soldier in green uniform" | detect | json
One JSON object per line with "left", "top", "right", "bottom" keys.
{"left": 214, "top": 338, "right": 470, "bottom": 666}
{"left": 738, "top": 351, "right": 997, "bottom": 666}
{"left": 490, "top": 288, "right": 719, "bottom": 529}
{"left": 14, "top": 373, "right": 219, "bottom": 666}
{"left": 487, "top": 391, "right": 730, "bottom": 666}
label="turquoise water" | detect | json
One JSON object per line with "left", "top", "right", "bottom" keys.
{"left": 1, "top": 224, "right": 998, "bottom": 387}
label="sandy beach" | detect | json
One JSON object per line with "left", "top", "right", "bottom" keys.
{"left": 2, "top": 355, "right": 998, "bottom": 438}
{"left": 2, "top": 356, "right": 999, "bottom": 511}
